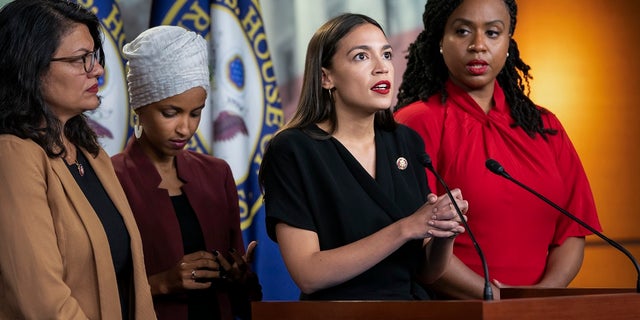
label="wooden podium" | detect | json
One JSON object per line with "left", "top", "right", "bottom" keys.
{"left": 252, "top": 288, "right": 639, "bottom": 320}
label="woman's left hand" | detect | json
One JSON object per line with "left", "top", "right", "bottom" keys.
{"left": 428, "top": 189, "right": 468, "bottom": 238}
{"left": 215, "top": 241, "right": 263, "bottom": 301}
{"left": 214, "top": 240, "right": 258, "bottom": 284}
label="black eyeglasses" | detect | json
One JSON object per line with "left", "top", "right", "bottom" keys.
{"left": 51, "top": 49, "right": 102, "bottom": 73}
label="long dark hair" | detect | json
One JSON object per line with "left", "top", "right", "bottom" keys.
{"left": 0, "top": 0, "right": 104, "bottom": 158}
{"left": 285, "top": 13, "right": 396, "bottom": 138}
{"left": 395, "top": 0, "right": 556, "bottom": 138}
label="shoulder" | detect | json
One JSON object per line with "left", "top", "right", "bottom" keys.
{"left": 395, "top": 96, "right": 444, "bottom": 118}
{"left": 0, "top": 135, "right": 50, "bottom": 179}
{"left": 0, "top": 135, "right": 48, "bottom": 161}
{"left": 382, "top": 124, "right": 426, "bottom": 155}
{"left": 110, "top": 139, "right": 137, "bottom": 169}
{"left": 537, "top": 106, "right": 564, "bottom": 130}
{"left": 0, "top": 134, "right": 44, "bottom": 152}
{"left": 110, "top": 148, "right": 136, "bottom": 178}
{"left": 395, "top": 97, "right": 446, "bottom": 129}
{"left": 392, "top": 124, "right": 424, "bottom": 143}
{"left": 267, "top": 127, "right": 317, "bottom": 153}
{"left": 271, "top": 127, "right": 312, "bottom": 144}
{"left": 90, "top": 147, "right": 114, "bottom": 168}
{"left": 110, "top": 151, "right": 126, "bottom": 165}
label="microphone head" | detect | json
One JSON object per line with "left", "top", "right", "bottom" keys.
{"left": 418, "top": 153, "right": 434, "bottom": 170}
{"left": 485, "top": 159, "right": 505, "bottom": 176}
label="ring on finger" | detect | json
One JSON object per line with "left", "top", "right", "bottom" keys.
{"left": 191, "top": 269, "right": 197, "bottom": 280}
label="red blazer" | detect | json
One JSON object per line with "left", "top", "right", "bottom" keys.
{"left": 112, "top": 138, "right": 245, "bottom": 320}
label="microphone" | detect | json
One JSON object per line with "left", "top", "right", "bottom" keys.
{"left": 485, "top": 158, "right": 640, "bottom": 293}
{"left": 418, "top": 153, "right": 494, "bottom": 300}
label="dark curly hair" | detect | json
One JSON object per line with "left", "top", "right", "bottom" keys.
{"left": 0, "top": 0, "right": 104, "bottom": 158}
{"left": 395, "top": 0, "right": 556, "bottom": 138}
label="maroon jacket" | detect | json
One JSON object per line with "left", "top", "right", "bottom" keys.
{"left": 112, "top": 138, "right": 246, "bottom": 320}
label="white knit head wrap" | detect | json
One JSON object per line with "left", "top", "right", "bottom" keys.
{"left": 122, "top": 25, "right": 209, "bottom": 110}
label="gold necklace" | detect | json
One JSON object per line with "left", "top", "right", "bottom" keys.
{"left": 63, "top": 141, "right": 84, "bottom": 177}
{"left": 71, "top": 158, "right": 85, "bottom": 177}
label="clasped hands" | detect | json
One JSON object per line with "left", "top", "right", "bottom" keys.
{"left": 409, "top": 188, "right": 468, "bottom": 239}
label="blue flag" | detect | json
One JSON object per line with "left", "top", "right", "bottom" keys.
{"left": 151, "top": 0, "right": 298, "bottom": 300}
{"left": 210, "top": 0, "right": 297, "bottom": 301}
{"left": 73, "top": 0, "right": 130, "bottom": 156}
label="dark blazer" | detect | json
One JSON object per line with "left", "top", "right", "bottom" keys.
{"left": 112, "top": 138, "right": 246, "bottom": 320}
{"left": 0, "top": 135, "right": 156, "bottom": 319}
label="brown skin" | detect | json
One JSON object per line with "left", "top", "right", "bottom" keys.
{"left": 135, "top": 87, "right": 258, "bottom": 295}
{"left": 430, "top": 0, "right": 586, "bottom": 299}
{"left": 440, "top": 0, "right": 510, "bottom": 113}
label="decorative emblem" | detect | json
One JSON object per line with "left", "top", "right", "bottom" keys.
{"left": 396, "top": 157, "right": 408, "bottom": 170}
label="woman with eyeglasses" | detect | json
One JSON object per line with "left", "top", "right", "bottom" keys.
{"left": 0, "top": 0, "right": 156, "bottom": 319}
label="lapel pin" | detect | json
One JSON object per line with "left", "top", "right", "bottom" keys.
{"left": 396, "top": 157, "right": 408, "bottom": 170}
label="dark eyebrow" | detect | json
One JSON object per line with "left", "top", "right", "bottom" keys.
{"left": 452, "top": 18, "right": 506, "bottom": 28}
{"left": 164, "top": 105, "right": 206, "bottom": 112}
{"left": 346, "top": 44, "right": 393, "bottom": 55}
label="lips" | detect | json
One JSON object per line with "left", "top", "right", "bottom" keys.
{"left": 371, "top": 80, "right": 391, "bottom": 94}
{"left": 467, "top": 59, "right": 489, "bottom": 76}
{"left": 169, "top": 140, "right": 188, "bottom": 149}
{"left": 86, "top": 83, "right": 99, "bottom": 93}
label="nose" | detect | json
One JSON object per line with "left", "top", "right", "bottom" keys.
{"left": 176, "top": 114, "right": 199, "bottom": 138}
{"left": 373, "top": 56, "right": 391, "bottom": 75}
{"left": 468, "top": 33, "right": 487, "bottom": 52}
{"left": 175, "top": 115, "right": 190, "bottom": 136}
{"left": 90, "top": 62, "right": 105, "bottom": 77}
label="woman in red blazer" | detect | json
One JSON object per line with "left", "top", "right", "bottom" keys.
{"left": 112, "top": 25, "right": 262, "bottom": 320}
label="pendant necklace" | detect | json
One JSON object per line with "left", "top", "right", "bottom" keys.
{"left": 72, "top": 158, "right": 85, "bottom": 177}
{"left": 64, "top": 141, "right": 84, "bottom": 177}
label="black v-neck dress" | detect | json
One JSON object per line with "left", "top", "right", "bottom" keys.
{"left": 262, "top": 124, "right": 431, "bottom": 300}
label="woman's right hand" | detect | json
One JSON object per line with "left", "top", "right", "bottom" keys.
{"left": 403, "top": 188, "right": 468, "bottom": 240}
{"left": 149, "top": 251, "right": 221, "bottom": 295}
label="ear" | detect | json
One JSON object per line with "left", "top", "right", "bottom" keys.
{"left": 321, "top": 67, "right": 334, "bottom": 90}
{"left": 133, "top": 109, "right": 143, "bottom": 124}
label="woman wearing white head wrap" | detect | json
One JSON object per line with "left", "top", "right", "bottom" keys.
{"left": 112, "top": 26, "right": 262, "bottom": 320}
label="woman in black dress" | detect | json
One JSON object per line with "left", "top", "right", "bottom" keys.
{"left": 259, "top": 13, "right": 468, "bottom": 300}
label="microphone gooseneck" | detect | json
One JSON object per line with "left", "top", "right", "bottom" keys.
{"left": 485, "top": 159, "right": 509, "bottom": 178}
{"left": 418, "top": 153, "right": 494, "bottom": 300}
{"left": 485, "top": 158, "right": 640, "bottom": 293}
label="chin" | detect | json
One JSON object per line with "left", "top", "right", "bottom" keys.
{"left": 84, "top": 100, "right": 101, "bottom": 111}
{"left": 374, "top": 104, "right": 392, "bottom": 112}
{"left": 165, "top": 147, "right": 184, "bottom": 156}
